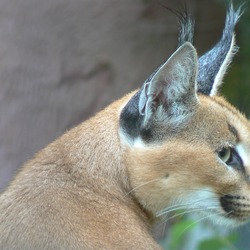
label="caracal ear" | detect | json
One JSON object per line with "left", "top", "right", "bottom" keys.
{"left": 138, "top": 42, "right": 198, "bottom": 130}
{"left": 197, "top": 5, "right": 242, "bottom": 96}
{"left": 119, "top": 42, "right": 198, "bottom": 143}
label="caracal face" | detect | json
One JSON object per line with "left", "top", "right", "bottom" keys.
{"left": 125, "top": 94, "right": 250, "bottom": 227}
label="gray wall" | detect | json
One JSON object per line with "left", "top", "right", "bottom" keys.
{"left": 0, "top": 0, "right": 224, "bottom": 190}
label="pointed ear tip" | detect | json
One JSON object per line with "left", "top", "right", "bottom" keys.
{"left": 179, "top": 42, "right": 197, "bottom": 59}
{"left": 181, "top": 42, "right": 196, "bottom": 52}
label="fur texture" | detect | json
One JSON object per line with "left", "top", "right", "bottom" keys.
{"left": 197, "top": 4, "right": 242, "bottom": 95}
{"left": 0, "top": 4, "right": 249, "bottom": 250}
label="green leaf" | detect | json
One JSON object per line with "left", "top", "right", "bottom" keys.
{"left": 198, "top": 238, "right": 227, "bottom": 250}
{"left": 197, "top": 234, "right": 239, "bottom": 250}
{"left": 169, "top": 219, "right": 197, "bottom": 250}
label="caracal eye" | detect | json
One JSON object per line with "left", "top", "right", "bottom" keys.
{"left": 217, "top": 147, "right": 244, "bottom": 172}
{"left": 218, "top": 147, "right": 232, "bottom": 163}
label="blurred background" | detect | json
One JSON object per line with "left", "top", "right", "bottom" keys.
{"left": 0, "top": 0, "right": 249, "bottom": 249}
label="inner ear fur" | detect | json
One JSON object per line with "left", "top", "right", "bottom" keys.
{"left": 120, "top": 42, "right": 199, "bottom": 142}
{"left": 138, "top": 42, "right": 198, "bottom": 130}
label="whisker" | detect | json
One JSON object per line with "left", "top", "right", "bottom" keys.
{"left": 180, "top": 187, "right": 227, "bottom": 196}
{"left": 179, "top": 211, "right": 229, "bottom": 237}
{"left": 158, "top": 208, "right": 207, "bottom": 228}
{"left": 157, "top": 206, "right": 188, "bottom": 217}
{"left": 157, "top": 197, "right": 220, "bottom": 217}
{"left": 157, "top": 204, "right": 205, "bottom": 217}
{"left": 123, "top": 178, "right": 161, "bottom": 197}
{"left": 158, "top": 207, "right": 196, "bottom": 218}
{"left": 158, "top": 204, "right": 220, "bottom": 218}
{"left": 156, "top": 198, "right": 223, "bottom": 230}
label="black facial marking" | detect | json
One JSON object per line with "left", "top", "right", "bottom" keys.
{"left": 120, "top": 90, "right": 143, "bottom": 139}
{"left": 120, "top": 90, "right": 152, "bottom": 142}
{"left": 227, "top": 122, "right": 240, "bottom": 142}
{"left": 220, "top": 195, "right": 250, "bottom": 218}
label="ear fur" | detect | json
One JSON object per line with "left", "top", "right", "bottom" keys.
{"left": 119, "top": 5, "right": 243, "bottom": 143}
{"left": 197, "top": 5, "right": 242, "bottom": 96}
{"left": 138, "top": 42, "right": 198, "bottom": 129}
{"left": 120, "top": 42, "right": 198, "bottom": 142}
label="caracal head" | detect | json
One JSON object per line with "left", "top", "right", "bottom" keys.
{"left": 120, "top": 5, "right": 250, "bottom": 227}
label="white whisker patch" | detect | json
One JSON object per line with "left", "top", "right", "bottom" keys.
{"left": 184, "top": 188, "right": 219, "bottom": 210}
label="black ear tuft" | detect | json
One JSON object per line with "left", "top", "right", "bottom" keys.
{"left": 160, "top": 3, "right": 195, "bottom": 47}
{"left": 177, "top": 10, "right": 195, "bottom": 47}
{"left": 144, "top": 6, "right": 195, "bottom": 84}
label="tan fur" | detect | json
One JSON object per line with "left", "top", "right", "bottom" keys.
{"left": 0, "top": 92, "right": 164, "bottom": 249}
{"left": 126, "top": 95, "right": 250, "bottom": 217}
{"left": 1, "top": 8, "right": 249, "bottom": 248}
{"left": 0, "top": 92, "right": 162, "bottom": 249}
{"left": 1, "top": 87, "right": 250, "bottom": 249}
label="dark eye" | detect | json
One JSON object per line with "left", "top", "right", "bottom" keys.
{"left": 218, "top": 147, "right": 244, "bottom": 172}
{"left": 218, "top": 147, "right": 231, "bottom": 163}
